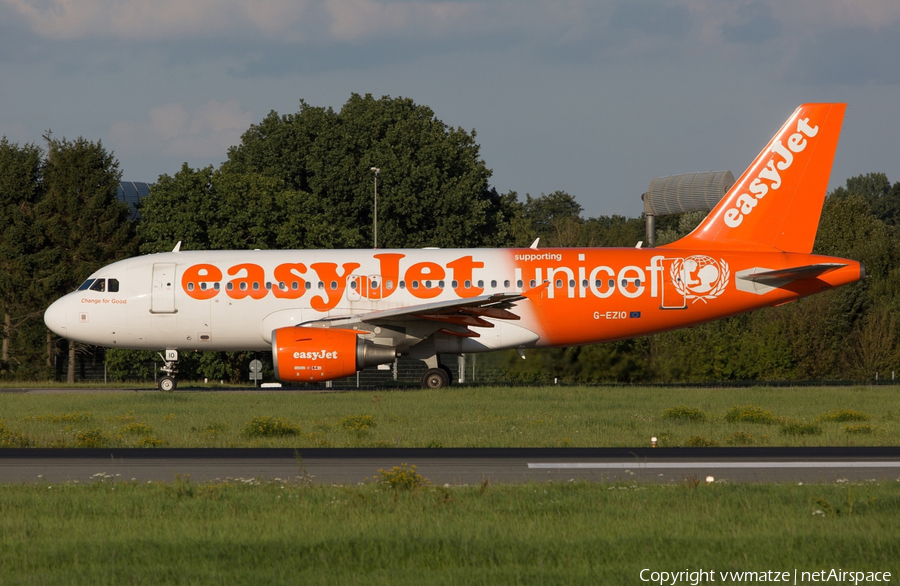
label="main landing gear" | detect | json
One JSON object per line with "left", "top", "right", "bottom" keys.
{"left": 420, "top": 363, "right": 454, "bottom": 389}
{"left": 157, "top": 349, "right": 179, "bottom": 392}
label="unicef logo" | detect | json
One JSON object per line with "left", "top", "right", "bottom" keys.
{"left": 671, "top": 255, "right": 730, "bottom": 303}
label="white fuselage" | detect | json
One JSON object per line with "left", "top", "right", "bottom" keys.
{"left": 43, "top": 248, "right": 547, "bottom": 355}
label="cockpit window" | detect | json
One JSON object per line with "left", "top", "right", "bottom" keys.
{"left": 77, "top": 278, "right": 119, "bottom": 293}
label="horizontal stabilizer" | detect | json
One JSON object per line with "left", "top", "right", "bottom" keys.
{"left": 735, "top": 263, "right": 847, "bottom": 295}
{"left": 740, "top": 263, "right": 846, "bottom": 285}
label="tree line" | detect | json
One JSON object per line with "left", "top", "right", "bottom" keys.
{"left": 2, "top": 94, "right": 898, "bottom": 383}
{"left": 0, "top": 134, "right": 135, "bottom": 381}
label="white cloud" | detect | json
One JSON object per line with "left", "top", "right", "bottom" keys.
{"left": 324, "top": 0, "right": 477, "bottom": 42}
{"left": 109, "top": 99, "right": 254, "bottom": 159}
{"left": 3, "top": 0, "right": 594, "bottom": 45}
{"left": 778, "top": 0, "right": 900, "bottom": 30}
{"left": 2, "top": 0, "right": 310, "bottom": 41}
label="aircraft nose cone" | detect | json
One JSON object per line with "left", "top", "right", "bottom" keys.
{"left": 44, "top": 298, "right": 68, "bottom": 338}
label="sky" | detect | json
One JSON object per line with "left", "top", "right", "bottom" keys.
{"left": 2, "top": 0, "right": 900, "bottom": 218}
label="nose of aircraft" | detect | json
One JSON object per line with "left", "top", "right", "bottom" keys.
{"left": 43, "top": 297, "right": 69, "bottom": 338}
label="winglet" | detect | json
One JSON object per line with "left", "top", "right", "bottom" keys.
{"left": 663, "top": 103, "right": 846, "bottom": 253}
{"left": 522, "top": 280, "right": 550, "bottom": 300}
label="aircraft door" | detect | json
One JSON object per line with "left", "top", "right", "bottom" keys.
{"left": 660, "top": 258, "right": 687, "bottom": 310}
{"left": 368, "top": 274, "right": 381, "bottom": 300}
{"left": 347, "top": 275, "right": 362, "bottom": 301}
{"left": 151, "top": 263, "right": 177, "bottom": 314}
{"left": 347, "top": 275, "right": 381, "bottom": 305}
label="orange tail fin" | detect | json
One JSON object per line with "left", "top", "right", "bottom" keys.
{"left": 663, "top": 103, "right": 846, "bottom": 253}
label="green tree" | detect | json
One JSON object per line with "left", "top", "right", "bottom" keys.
{"left": 506, "top": 190, "right": 646, "bottom": 248}
{"left": 515, "top": 191, "right": 584, "bottom": 246}
{"left": 830, "top": 172, "right": 900, "bottom": 226}
{"left": 138, "top": 164, "right": 293, "bottom": 253}
{"left": 0, "top": 138, "right": 43, "bottom": 374}
{"left": 36, "top": 134, "right": 136, "bottom": 382}
{"left": 226, "top": 94, "right": 511, "bottom": 248}
{"left": 137, "top": 164, "right": 217, "bottom": 253}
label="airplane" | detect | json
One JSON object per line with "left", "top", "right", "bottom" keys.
{"left": 44, "top": 103, "right": 863, "bottom": 391}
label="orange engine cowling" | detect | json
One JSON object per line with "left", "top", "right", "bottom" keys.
{"left": 272, "top": 327, "right": 396, "bottom": 383}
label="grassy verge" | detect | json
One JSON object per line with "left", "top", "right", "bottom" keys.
{"left": 1, "top": 385, "right": 899, "bottom": 448}
{"left": 1, "top": 478, "right": 898, "bottom": 585}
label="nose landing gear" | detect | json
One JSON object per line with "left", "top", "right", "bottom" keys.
{"left": 157, "top": 349, "right": 179, "bottom": 392}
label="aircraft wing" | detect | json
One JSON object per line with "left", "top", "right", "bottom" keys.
{"left": 302, "top": 284, "right": 549, "bottom": 339}
{"left": 354, "top": 292, "right": 524, "bottom": 321}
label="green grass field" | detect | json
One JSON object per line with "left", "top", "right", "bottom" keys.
{"left": 1, "top": 385, "right": 899, "bottom": 448}
{"left": 3, "top": 385, "right": 899, "bottom": 584}
{"left": 1, "top": 478, "right": 898, "bottom": 585}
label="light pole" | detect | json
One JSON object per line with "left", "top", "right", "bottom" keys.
{"left": 370, "top": 167, "right": 380, "bottom": 248}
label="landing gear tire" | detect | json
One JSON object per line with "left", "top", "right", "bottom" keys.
{"left": 439, "top": 364, "right": 454, "bottom": 385}
{"left": 158, "top": 376, "right": 177, "bottom": 392}
{"left": 421, "top": 368, "right": 450, "bottom": 389}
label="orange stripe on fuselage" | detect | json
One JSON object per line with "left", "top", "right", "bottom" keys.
{"left": 512, "top": 248, "right": 863, "bottom": 347}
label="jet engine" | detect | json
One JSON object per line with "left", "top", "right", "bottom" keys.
{"left": 272, "top": 327, "right": 396, "bottom": 383}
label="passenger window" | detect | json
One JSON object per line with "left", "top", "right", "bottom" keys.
{"left": 529, "top": 280, "right": 536, "bottom": 288}
{"left": 187, "top": 283, "right": 195, "bottom": 291}
{"left": 555, "top": 279, "right": 562, "bottom": 288}
{"left": 399, "top": 281, "right": 406, "bottom": 289}
{"left": 438, "top": 281, "right": 445, "bottom": 289}
{"left": 569, "top": 280, "right": 575, "bottom": 288}
{"left": 491, "top": 280, "right": 497, "bottom": 288}
{"left": 214, "top": 283, "right": 220, "bottom": 291}
{"left": 330, "top": 281, "right": 337, "bottom": 290}
{"left": 108, "top": 279, "right": 119, "bottom": 293}
{"left": 477, "top": 280, "right": 484, "bottom": 288}
{"left": 636, "top": 279, "right": 642, "bottom": 287}
{"left": 504, "top": 280, "right": 511, "bottom": 288}
{"left": 516, "top": 280, "right": 523, "bottom": 288}
{"left": 386, "top": 280, "right": 394, "bottom": 289}
{"left": 464, "top": 280, "right": 472, "bottom": 288}
{"left": 412, "top": 281, "right": 419, "bottom": 289}
{"left": 452, "top": 280, "right": 459, "bottom": 288}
